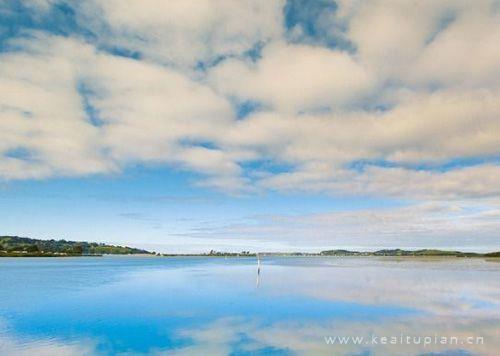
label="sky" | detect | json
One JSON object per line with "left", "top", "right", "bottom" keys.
{"left": 1, "top": 0, "right": 500, "bottom": 253}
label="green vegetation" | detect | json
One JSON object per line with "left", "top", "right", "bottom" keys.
{"left": 161, "top": 250, "right": 257, "bottom": 257}
{"left": 161, "top": 249, "right": 500, "bottom": 258}
{"left": 484, "top": 251, "right": 500, "bottom": 257}
{"left": 320, "top": 248, "right": 499, "bottom": 257}
{"left": 1, "top": 235, "right": 498, "bottom": 258}
{"left": 206, "top": 250, "right": 255, "bottom": 257}
{"left": 319, "top": 249, "right": 366, "bottom": 256}
{"left": 0, "top": 236, "right": 152, "bottom": 257}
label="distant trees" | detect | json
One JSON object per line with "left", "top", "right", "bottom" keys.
{"left": 0, "top": 236, "right": 153, "bottom": 256}
{"left": 72, "top": 245, "right": 83, "bottom": 255}
{"left": 205, "top": 250, "right": 256, "bottom": 257}
{"left": 26, "top": 244, "right": 40, "bottom": 253}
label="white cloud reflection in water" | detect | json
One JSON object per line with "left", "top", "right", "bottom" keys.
{"left": 0, "top": 257, "right": 498, "bottom": 355}
{"left": 169, "top": 258, "right": 500, "bottom": 355}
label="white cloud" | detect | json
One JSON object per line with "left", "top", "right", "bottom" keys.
{"left": 344, "top": 0, "right": 500, "bottom": 88}
{"left": 1, "top": 0, "right": 500, "bottom": 203}
{"left": 410, "top": 4, "right": 500, "bottom": 88}
{"left": 174, "top": 201, "right": 500, "bottom": 251}
{"left": 0, "top": 33, "right": 235, "bottom": 182}
{"left": 259, "top": 164, "right": 500, "bottom": 200}
{"left": 209, "top": 41, "right": 374, "bottom": 112}
{"left": 0, "top": 36, "right": 113, "bottom": 179}
{"left": 76, "top": 0, "right": 285, "bottom": 69}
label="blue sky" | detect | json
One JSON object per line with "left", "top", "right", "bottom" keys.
{"left": 1, "top": 166, "right": 405, "bottom": 252}
{"left": 1, "top": 0, "right": 500, "bottom": 252}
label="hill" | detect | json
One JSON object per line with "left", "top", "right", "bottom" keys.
{"left": 0, "top": 236, "right": 152, "bottom": 257}
{"left": 320, "top": 248, "right": 499, "bottom": 257}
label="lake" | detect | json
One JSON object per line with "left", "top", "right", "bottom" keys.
{"left": 0, "top": 256, "right": 499, "bottom": 355}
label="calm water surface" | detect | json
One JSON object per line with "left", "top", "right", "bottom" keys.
{"left": 0, "top": 256, "right": 499, "bottom": 355}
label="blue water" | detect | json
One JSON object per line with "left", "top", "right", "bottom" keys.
{"left": 0, "top": 257, "right": 499, "bottom": 355}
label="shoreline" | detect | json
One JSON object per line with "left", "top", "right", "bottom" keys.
{"left": 1, "top": 253, "right": 499, "bottom": 259}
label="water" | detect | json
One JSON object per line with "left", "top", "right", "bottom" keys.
{"left": 0, "top": 256, "right": 499, "bottom": 355}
